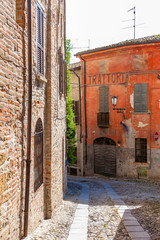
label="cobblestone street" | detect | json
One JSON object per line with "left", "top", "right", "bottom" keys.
{"left": 25, "top": 176, "right": 160, "bottom": 240}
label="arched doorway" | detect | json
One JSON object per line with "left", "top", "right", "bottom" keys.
{"left": 94, "top": 137, "right": 116, "bottom": 176}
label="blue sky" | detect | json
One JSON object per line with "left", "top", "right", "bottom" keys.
{"left": 66, "top": 0, "right": 160, "bottom": 63}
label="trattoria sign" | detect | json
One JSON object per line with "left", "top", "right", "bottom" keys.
{"left": 87, "top": 72, "right": 128, "bottom": 85}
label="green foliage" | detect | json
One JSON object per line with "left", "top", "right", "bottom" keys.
{"left": 66, "top": 40, "right": 77, "bottom": 165}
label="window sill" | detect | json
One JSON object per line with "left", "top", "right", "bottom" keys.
{"left": 134, "top": 162, "right": 149, "bottom": 165}
{"left": 98, "top": 125, "right": 110, "bottom": 128}
{"left": 36, "top": 75, "right": 47, "bottom": 83}
{"left": 132, "top": 111, "right": 150, "bottom": 115}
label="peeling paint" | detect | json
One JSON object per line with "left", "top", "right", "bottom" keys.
{"left": 130, "top": 93, "right": 134, "bottom": 109}
{"left": 138, "top": 122, "right": 149, "bottom": 128}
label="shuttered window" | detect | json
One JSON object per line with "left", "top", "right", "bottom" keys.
{"left": 134, "top": 83, "right": 148, "bottom": 112}
{"left": 135, "top": 138, "right": 147, "bottom": 163}
{"left": 64, "top": 61, "right": 67, "bottom": 97}
{"left": 73, "top": 101, "right": 80, "bottom": 125}
{"left": 37, "top": 4, "right": 44, "bottom": 75}
{"left": 98, "top": 86, "right": 109, "bottom": 127}
{"left": 99, "top": 86, "right": 109, "bottom": 112}
{"left": 58, "top": 48, "right": 67, "bottom": 96}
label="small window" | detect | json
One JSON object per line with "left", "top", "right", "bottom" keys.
{"left": 34, "top": 118, "right": 43, "bottom": 192}
{"left": 134, "top": 83, "right": 148, "bottom": 112}
{"left": 73, "top": 101, "right": 80, "bottom": 125}
{"left": 37, "top": 3, "right": 44, "bottom": 76}
{"left": 135, "top": 138, "right": 147, "bottom": 163}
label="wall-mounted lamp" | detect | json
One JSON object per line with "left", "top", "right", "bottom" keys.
{"left": 112, "top": 96, "right": 126, "bottom": 119}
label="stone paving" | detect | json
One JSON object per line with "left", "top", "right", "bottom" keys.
{"left": 24, "top": 176, "right": 160, "bottom": 240}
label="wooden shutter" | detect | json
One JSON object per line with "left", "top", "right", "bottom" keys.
{"left": 75, "top": 101, "right": 79, "bottom": 124}
{"left": 37, "top": 4, "right": 44, "bottom": 75}
{"left": 58, "top": 48, "right": 64, "bottom": 94}
{"left": 73, "top": 101, "right": 80, "bottom": 125}
{"left": 99, "top": 86, "right": 109, "bottom": 112}
{"left": 134, "top": 83, "right": 148, "bottom": 112}
{"left": 64, "top": 61, "right": 67, "bottom": 97}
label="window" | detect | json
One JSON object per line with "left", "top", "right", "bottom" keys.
{"left": 34, "top": 118, "right": 43, "bottom": 191}
{"left": 98, "top": 86, "right": 109, "bottom": 127}
{"left": 135, "top": 138, "right": 147, "bottom": 163}
{"left": 73, "top": 101, "right": 80, "bottom": 125}
{"left": 134, "top": 83, "right": 148, "bottom": 112}
{"left": 37, "top": 3, "right": 44, "bottom": 75}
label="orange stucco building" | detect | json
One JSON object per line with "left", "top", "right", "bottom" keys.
{"left": 76, "top": 36, "right": 160, "bottom": 179}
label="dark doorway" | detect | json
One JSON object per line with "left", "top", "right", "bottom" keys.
{"left": 94, "top": 137, "right": 116, "bottom": 176}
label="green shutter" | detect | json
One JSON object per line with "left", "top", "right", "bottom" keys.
{"left": 99, "top": 86, "right": 109, "bottom": 112}
{"left": 134, "top": 83, "right": 148, "bottom": 112}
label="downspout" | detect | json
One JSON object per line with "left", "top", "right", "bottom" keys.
{"left": 24, "top": 0, "right": 32, "bottom": 237}
{"left": 79, "top": 56, "right": 87, "bottom": 167}
{"left": 71, "top": 70, "right": 82, "bottom": 142}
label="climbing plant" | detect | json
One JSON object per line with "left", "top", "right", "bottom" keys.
{"left": 66, "top": 39, "right": 77, "bottom": 165}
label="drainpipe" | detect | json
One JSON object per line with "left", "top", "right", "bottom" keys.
{"left": 24, "top": 0, "right": 32, "bottom": 237}
{"left": 79, "top": 56, "right": 87, "bottom": 168}
{"left": 71, "top": 70, "right": 82, "bottom": 142}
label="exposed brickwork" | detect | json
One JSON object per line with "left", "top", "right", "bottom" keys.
{"left": 0, "top": 0, "right": 66, "bottom": 239}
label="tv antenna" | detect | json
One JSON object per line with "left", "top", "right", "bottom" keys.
{"left": 129, "top": 6, "right": 136, "bottom": 39}
{"left": 122, "top": 6, "right": 145, "bottom": 39}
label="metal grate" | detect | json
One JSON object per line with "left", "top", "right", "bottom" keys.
{"left": 135, "top": 138, "right": 147, "bottom": 163}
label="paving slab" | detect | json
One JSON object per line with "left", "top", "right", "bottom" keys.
{"left": 100, "top": 181, "right": 152, "bottom": 240}
{"left": 125, "top": 225, "right": 145, "bottom": 232}
{"left": 67, "top": 182, "right": 89, "bottom": 240}
{"left": 122, "top": 220, "right": 140, "bottom": 226}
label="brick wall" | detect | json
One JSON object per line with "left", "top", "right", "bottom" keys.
{"left": 0, "top": 0, "right": 66, "bottom": 239}
{"left": 0, "top": 0, "right": 23, "bottom": 239}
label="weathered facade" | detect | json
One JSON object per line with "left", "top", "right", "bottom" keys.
{"left": 0, "top": 0, "right": 67, "bottom": 239}
{"left": 76, "top": 36, "right": 160, "bottom": 179}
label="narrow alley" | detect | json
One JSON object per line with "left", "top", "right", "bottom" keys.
{"left": 24, "top": 176, "right": 160, "bottom": 240}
